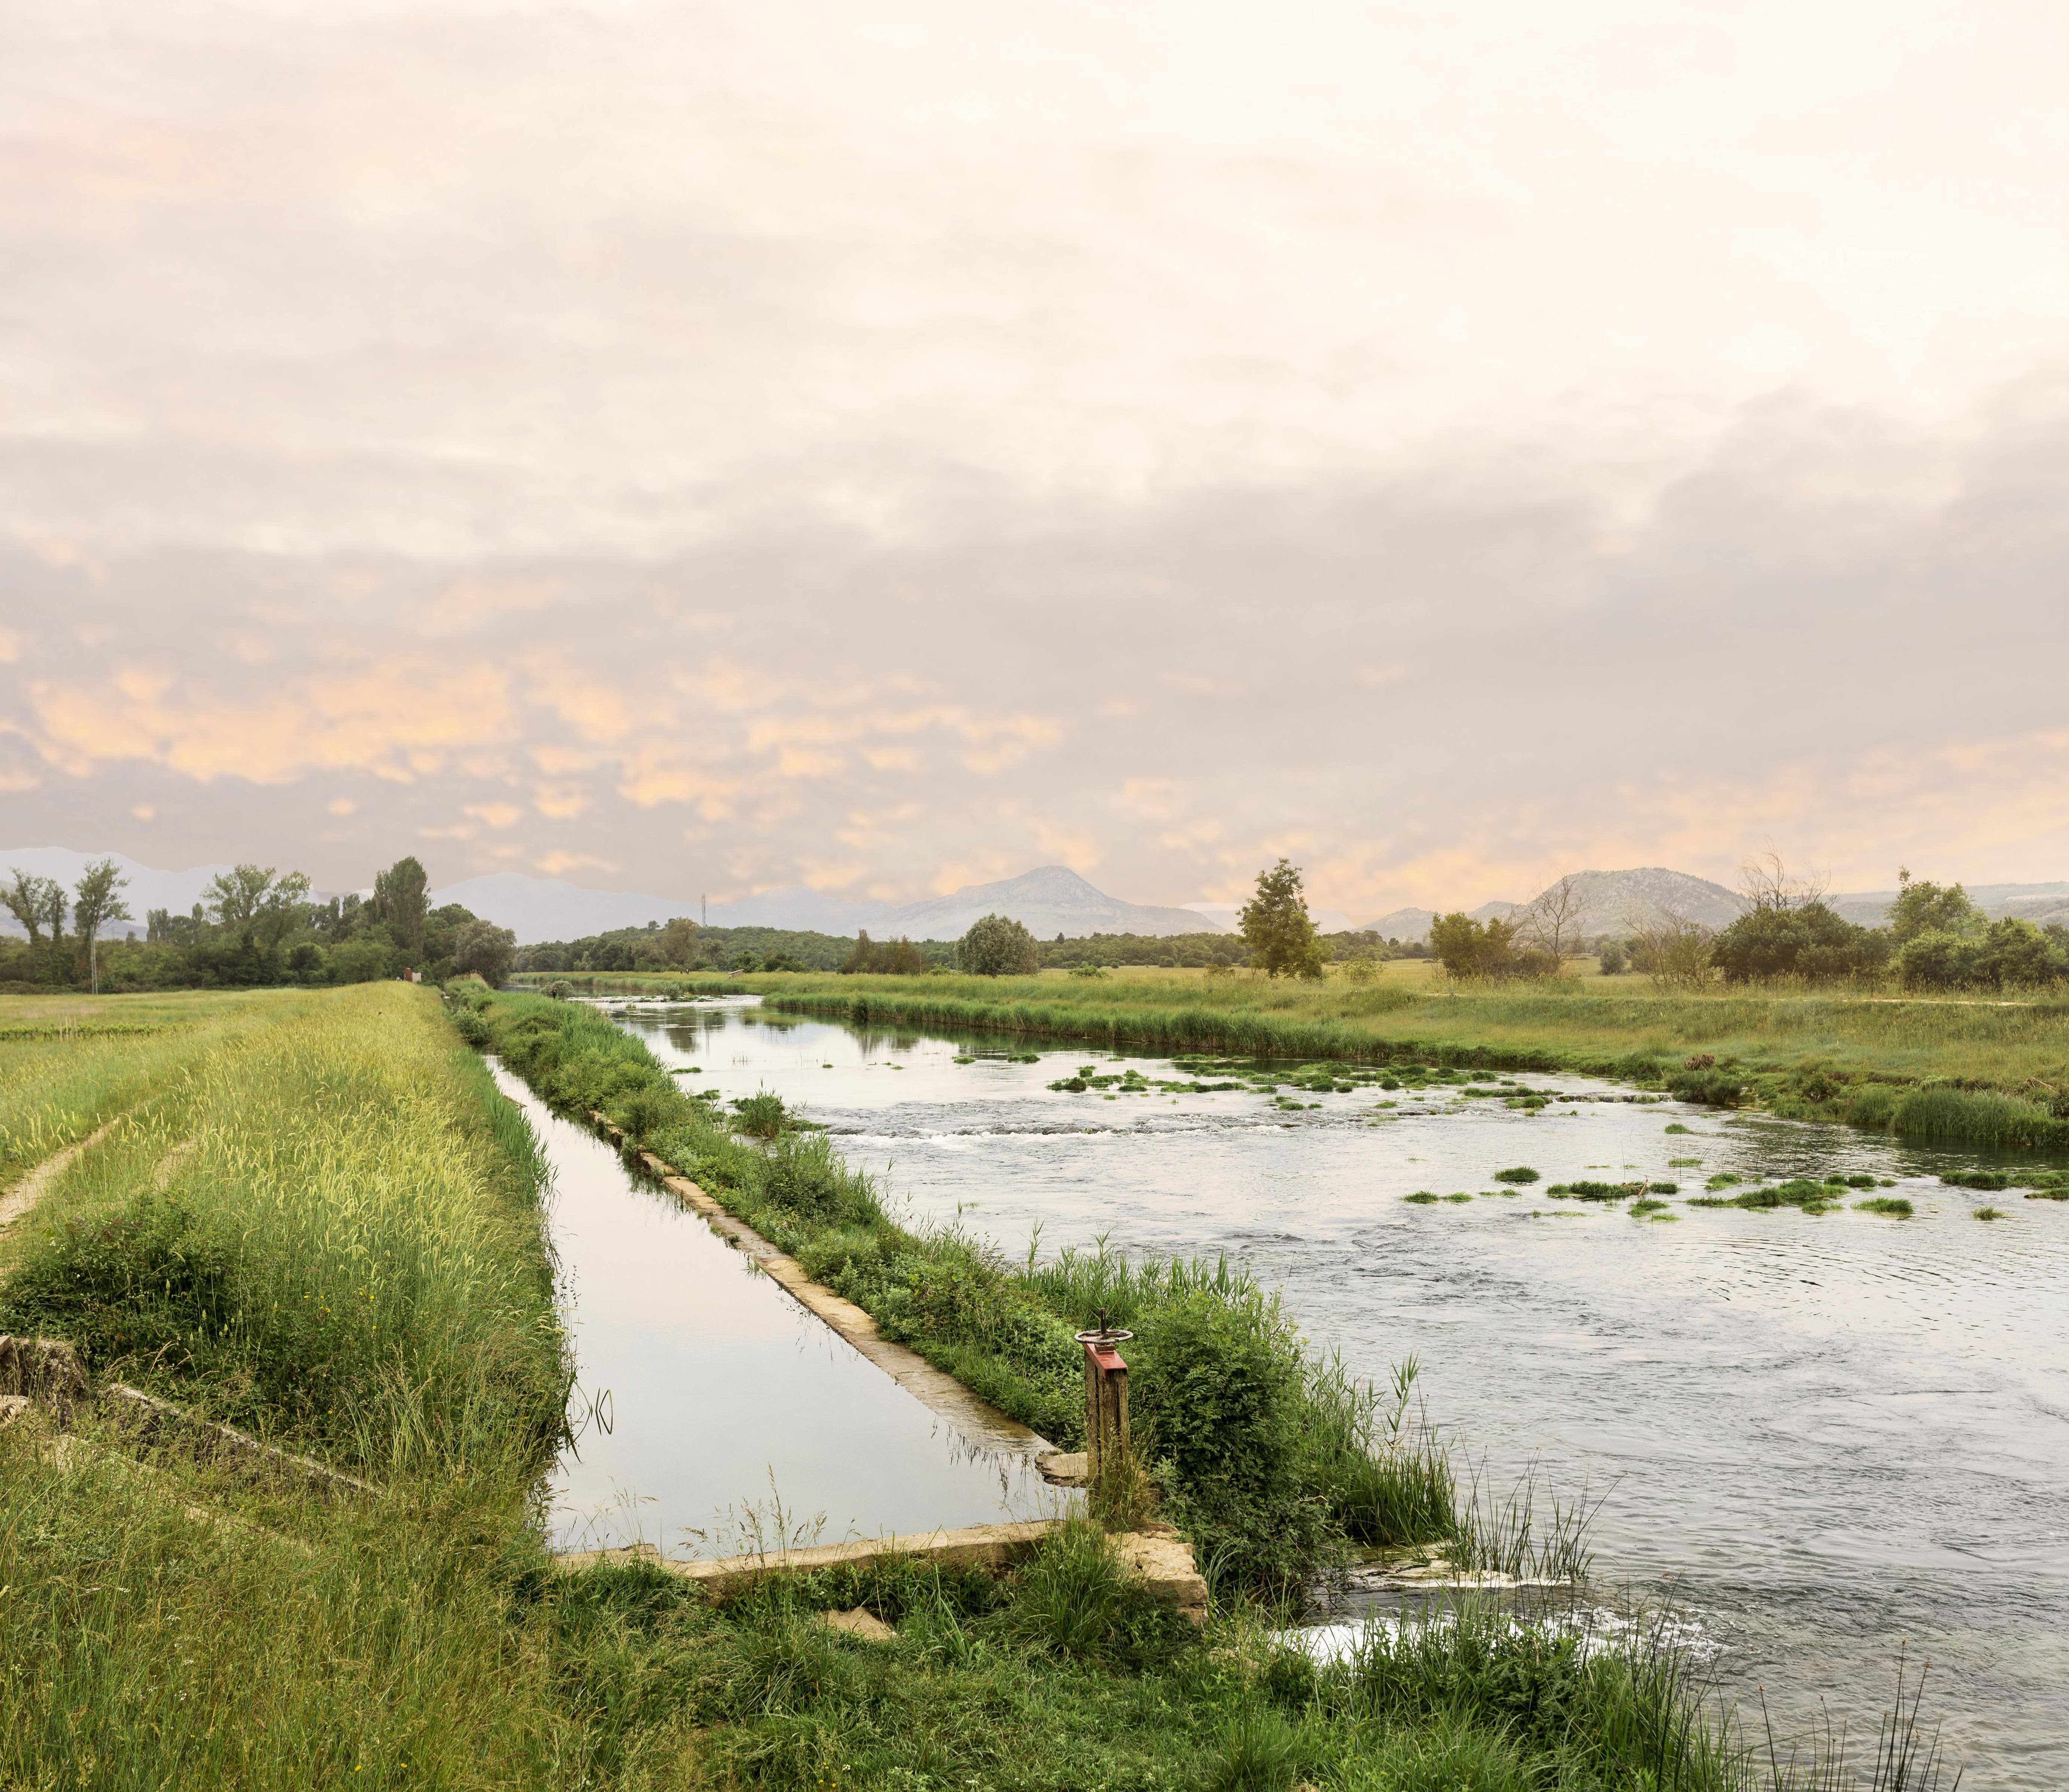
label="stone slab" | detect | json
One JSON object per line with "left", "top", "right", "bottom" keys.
{"left": 819, "top": 1606, "right": 897, "bottom": 1643}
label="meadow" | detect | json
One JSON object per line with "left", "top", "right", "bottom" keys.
{"left": 529, "top": 965, "right": 2069, "bottom": 1151}
{"left": 0, "top": 982, "right": 1948, "bottom": 1788}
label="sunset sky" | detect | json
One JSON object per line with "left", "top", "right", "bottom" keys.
{"left": 3, "top": 0, "right": 2064, "bottom": 913}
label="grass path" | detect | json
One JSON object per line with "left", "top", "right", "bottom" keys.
{"left": 0, "top": 1115, "right": 122, "bottom": 1234}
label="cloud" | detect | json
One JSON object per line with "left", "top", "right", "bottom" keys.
{"left": 0, "top": 2, "right": 2061, "bottom": 910}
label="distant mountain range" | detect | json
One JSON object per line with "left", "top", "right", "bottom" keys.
{"left": 429, "top": 863, "right": 1215, "bottom": 944}
{"left": 8, "top": 847, "right": 2065, "bottom": 947}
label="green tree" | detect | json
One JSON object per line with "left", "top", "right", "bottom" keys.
{"left": 1889, "top": 868, "right": 1981, "bottom": 944}
{"left": 72, "top": 859, "right": 133, "bottom": 995}
{"left": 1430, "top": 912, "right": 1518, "bottom": 981}
{"left": 450, "top": 919, "right": 517, "bottom": 986}
{"left": 956, "top": 913, "right": 1040, "bottom": 976}
{"left": 656, "top": 917, "right": 700, "bottom": 966}
{"left": 1709, "top": 900, "right": 1889, "bottom": 983}
{"left": 1238, "top": 860, "right": 1327, "bottom": 979}
{"left": 372, "top": 856, "right": 431, "bottom": 956}
{"left": 2, "top": 870, "right": 63, "bottom": 948}
{"left": 206, "top": 865, "right": 314, "bottom": 952}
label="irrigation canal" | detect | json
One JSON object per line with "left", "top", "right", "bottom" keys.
{"left": 557, "top": 993, "right": 2069, "bottom": 1791}
{"left": 487, "top": 1063, "right": 1060, "bottom": 1567}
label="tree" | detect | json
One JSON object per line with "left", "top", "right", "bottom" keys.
{"left": 3, "top": 870, "right": 63, "bottom": 947}
{"left": 656, "top": 917, "right": 700, "bottom": 967}
{"left": 1517, "top": 874, "right": 1589, "bottom": 961}
{"left": 206, "top": 865, "right": 314, "bottom": 951}
{"left": 1739, "top": 851, "right": 1826, "bottom": 915}
{"left": 1709, "top": 901, "right": 1888, "bottom": 984}
{"left": 1627, "top": 912, "right": 1714, "bottom": 990}
{"left": 1238, "top": 860, "right": 1327, "bottom": 979}
{"left": 1430, "top": 912, "right": 1521, "bottom": 981}
{"left": 72, "top": 859, "right": 133, "bottom": 995}
{"left": 956, "top": 913, "right": 1040, "bottom": 977}
{"left": 450, "top": 919, "right": 517, "bottom": 986}
{"left": 1889, "top": 868, "right": 1981, "bottom": 945}
{"left": 372, "top": 856, "right": 430, "bottom": 956}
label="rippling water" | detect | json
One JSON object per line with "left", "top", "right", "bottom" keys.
{"left": 620, "top": 996, "right": 2069, "bottom": 1789}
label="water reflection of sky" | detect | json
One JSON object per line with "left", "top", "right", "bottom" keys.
{"left": 492, "top": 1061, "right": 1063, "bottom": 1565}
{"left": 616, "top": 996, "right": 2069, "bottom": 1792}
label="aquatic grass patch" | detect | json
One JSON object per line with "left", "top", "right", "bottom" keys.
{"left": 1690, "top": 1178, "right": 1845, "bottom": 1215}
{"left": 1491, "top": 1166, "right": 1539, "bottom": 1184}
{"left": 1972, "top": 1206, "right": 2006, "bottom": 1221}
{"left": 1856, "top": 1197, "right": 1915, "bottom": 1217}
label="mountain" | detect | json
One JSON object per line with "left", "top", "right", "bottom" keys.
{"left": 429, "top": 864, "right": 1210, "bottom": 943}
{"left": 0, "top": 846, "right": 238, "bottom": 939}
{"left": 881, "top": 866, "right": 1210, "bottom": 941}
{"left": 1356, "top": 868, "right": 1744, "bottom": 940}
{"left": 1180, "top": 901, "right": 1360, "bottom": 935}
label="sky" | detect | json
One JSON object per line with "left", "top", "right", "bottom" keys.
{"left": 2, "top": 0, "right": 2065, "bottom": 917}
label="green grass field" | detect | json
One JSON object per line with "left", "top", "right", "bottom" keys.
{"left": 0, "top": 982, "right": 1938, "bottom": 1788}
{"left": 536, "top": 965, "right": 2069, "bottom": 1150}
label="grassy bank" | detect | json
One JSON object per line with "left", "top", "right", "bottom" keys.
{"left": 584, "top": 968, "right": 2069, "bottom": 1152}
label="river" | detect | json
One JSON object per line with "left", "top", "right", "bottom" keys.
{"left": 591, "top": 993, "right": 2069, "bottom": 1790}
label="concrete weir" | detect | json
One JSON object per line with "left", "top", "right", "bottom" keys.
{"left": 555, "top": 1521, "right": 1209, "bottom": 1622}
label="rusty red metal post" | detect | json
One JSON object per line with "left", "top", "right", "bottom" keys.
{"left": 1074, "top": 1319, "right": 1133, "bottom": 1479}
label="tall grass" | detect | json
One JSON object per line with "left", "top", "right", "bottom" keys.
{"left": 0, "top": 990, "right": 281, "bottom": 1191}
{"left": 1, "top": 984, "right": 568, "bottom": 1480}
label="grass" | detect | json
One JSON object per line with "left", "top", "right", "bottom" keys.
{"left": 1856, "top": 1197, "right": 1915, "bottom": 1217}
{"left": 0, "top": 989, "right": 291, "bottom": 1194}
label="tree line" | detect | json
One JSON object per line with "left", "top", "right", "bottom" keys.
{"left": 1424, "top": 861, "right": 2069, "bottom": 992}
{"left": 0, "top": 855, "right": 517, "bottom": 993}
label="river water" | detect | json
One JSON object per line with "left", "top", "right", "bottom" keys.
{"left": 605, "top": 994, "right": 2069, "bottom": 1790}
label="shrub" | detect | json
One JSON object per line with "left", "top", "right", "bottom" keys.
{"left": 730, "top": 1090, "right": 789, "bottom": 1140}
{"left": 955, "top": 914, "right": 1040, "bottom": 977}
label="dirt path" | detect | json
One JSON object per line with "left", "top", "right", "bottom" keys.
{"left": 0, "top": 1117, "right": 122, "bottom": 1234}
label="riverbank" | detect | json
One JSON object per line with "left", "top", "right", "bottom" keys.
{"left": 530, "top": 969, "right": 2069, "bottom": 1151}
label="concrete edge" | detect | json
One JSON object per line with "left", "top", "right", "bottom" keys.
{"left": 553, "top": 1519, "right": 1209, "bottom": 1618}
{"left": 582, "top": 1111, "right": 1055, "bottom": 1459}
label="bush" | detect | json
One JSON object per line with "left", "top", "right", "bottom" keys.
{"left": 955, "top": 914, "right": 1040, "bottom": 977}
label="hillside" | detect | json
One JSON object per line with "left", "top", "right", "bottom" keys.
{"left": 1356, "top": 868, "right": 1743, "bottom": 940}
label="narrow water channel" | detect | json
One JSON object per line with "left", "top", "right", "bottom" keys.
{"left": 488, "top": 1064, "right": 1058, "bottom": 1561}
{"left": 614, "top": 996, "right": 2069, "bottom": 1791}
